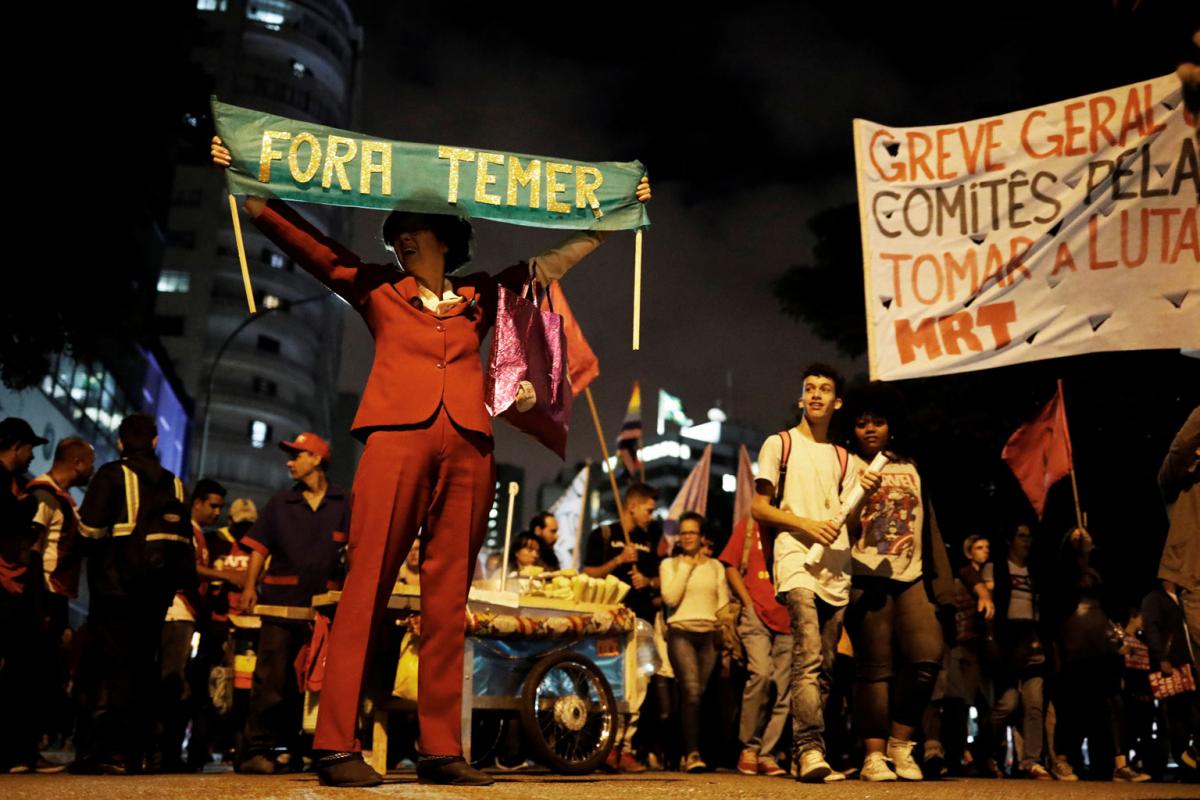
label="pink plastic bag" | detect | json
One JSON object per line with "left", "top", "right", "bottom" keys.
{"left": 485, "top": 280, "right": 572, "bottom": 458}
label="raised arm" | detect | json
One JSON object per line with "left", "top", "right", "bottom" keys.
{"left": 1159, "top": 405, "right": 1200, "bottom": 504}
{"left": 211, "top": 136, "right": 386, "bottom": 307}
{"left": 659, "top": 557, "right": 692, "bottom": 608}
{"left": 501, "top": 176, "right": 652, "bottom": 290}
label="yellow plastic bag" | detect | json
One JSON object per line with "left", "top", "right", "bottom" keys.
{"left": 392, "top": 631, "right": 419, "bottom": 701}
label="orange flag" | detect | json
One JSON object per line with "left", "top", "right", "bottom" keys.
{"left": 546, "top": 282, "right": 599, "bottom": 397}
{"left": 1001, "top": 380, "right": 1074, "bottom": 519}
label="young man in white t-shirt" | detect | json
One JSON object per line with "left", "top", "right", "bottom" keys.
{"left": 751, "top": 364, "right": 876, "bottom": 783}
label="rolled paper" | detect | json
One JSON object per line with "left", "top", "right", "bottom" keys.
{"left": 805, "top": 452, "right": 890, "bottom": 566}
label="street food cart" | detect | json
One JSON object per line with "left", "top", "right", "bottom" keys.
{"left": 309, "top": 575, "right": 641, "bottom": 776}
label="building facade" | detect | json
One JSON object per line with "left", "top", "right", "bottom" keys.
{"left": 157, "top": 0, "right": 363, "bottom": 507}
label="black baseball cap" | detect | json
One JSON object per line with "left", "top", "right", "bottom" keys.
{"left": 0, "top": 417, "right": 49, "bottom": 448}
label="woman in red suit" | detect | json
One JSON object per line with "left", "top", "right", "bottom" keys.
{"left": 213, "top": 137, "right": 648, "bottom": 786}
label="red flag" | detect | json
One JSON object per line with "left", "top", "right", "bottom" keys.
{"left": 1001, "top": 380, "right": 1074, "bottom": 519}
{"left": 546, "top": 282, "right": 599, "bottom": 397}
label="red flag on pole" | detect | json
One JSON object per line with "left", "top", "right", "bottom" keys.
{"left": 1001, "top": 380, "right": 1075, "bottom": 519}
{"left": 546, "top": 282, "right": 599, "bottom": 397}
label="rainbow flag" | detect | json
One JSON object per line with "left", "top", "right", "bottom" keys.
{"left": 616, "top": 382, "right": 643, "bottom": 480}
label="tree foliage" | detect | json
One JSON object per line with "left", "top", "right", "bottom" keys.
{"left": 771, "top": 203, "right": 867, "bottom": 358}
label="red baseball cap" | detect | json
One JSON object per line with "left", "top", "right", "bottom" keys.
{"left": 279, "top": 432, "right": 331, "bottom": 460}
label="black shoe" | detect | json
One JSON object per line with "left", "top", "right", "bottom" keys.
{"left": 317, "top": 752, "right": 383, "bottom": 787}
{"left": 417, "top": 755, "right": 494, "bottom": 786}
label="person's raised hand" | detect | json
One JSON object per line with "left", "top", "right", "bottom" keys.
{"left": 797, "top": 519, "right": 839, "bottom": 547}
{"left": 212, "top": 136, "right": 232, "bottom": 168}
{"left": 635, "top": 176, "right": 652, "bottom": 204}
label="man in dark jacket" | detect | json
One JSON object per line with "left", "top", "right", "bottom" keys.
{"left": 236, "top": 433, "right": 348, "bottom": 775}
{"left": 1142, "top": 579, "right": 1199, "bottom": 770}
{"left": 1158, "top": 406, "right": 1200, "bottom": 657}
{"left": 0, "top": 417, "right": 50, "bottom": 773}
{"left": 74, "top": 414, "right": 193, "bottom": 774}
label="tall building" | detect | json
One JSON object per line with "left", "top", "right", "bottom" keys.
{"left": 157, "top": 0, "right": 363, "bottom": 506}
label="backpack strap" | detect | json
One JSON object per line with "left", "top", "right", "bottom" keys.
{"left": 758, "top": 430, "right": 795, "bottom": 577}
{"left": 834, "top": 445, "right": 849, "bottom": 493}
{"left": 112, "top": 465, "right": 140, "bottom": 537}
{"left": 773, "top": 430, "right": 792, "bottom": 507}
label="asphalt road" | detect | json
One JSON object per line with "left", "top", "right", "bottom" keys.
{"left": 5, "top": 771, "right": 1199, "bottom": 800}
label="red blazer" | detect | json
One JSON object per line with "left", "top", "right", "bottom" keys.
{"left": 254, "top": 200, "right": 528, "bottom": 439}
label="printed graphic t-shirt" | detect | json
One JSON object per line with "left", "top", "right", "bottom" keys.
{"left": 851, "top": 460, "right": 924, "bottom": 583}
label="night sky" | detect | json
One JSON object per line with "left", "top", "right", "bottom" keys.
{"left": 333, "top": 0, "right": 1196, "bottom": 511}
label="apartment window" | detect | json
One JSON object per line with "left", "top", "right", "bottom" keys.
{"left": 247, "top": 2, "right": 286, "bottom": 29}
{"left": 248, "top": 419, "right": 272, "bottom": 449}
{"left": 196, "top": 0, "right": 227, "bottom": 10}
{"left": 256, "top": 334, "right": 280, "bottom": 354}
{"left": 157, "top": 270, "right": 191, "bottom": 294}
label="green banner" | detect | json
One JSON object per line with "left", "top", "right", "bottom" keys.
{"left": 212, "top": 98, "right": 650, "bottom": 232}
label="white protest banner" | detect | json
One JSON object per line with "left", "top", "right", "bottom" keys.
{"left": 853, "top": 75, "right": 1198, "bottom": 381}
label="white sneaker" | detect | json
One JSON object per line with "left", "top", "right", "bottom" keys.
{"left": 861, "top": 752, "right": 898, "bottom": 782}
{"left": 797, "top": 749, "right": 832, "bottom": 783}
{"left": 886, "top": 737, "right": 923, "bottom": 781}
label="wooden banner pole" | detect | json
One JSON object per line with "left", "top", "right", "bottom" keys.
{"left": 584, "top": 387, "right": 629, "bottom": 543}
{"left": 632, "top": 229, "right": 643, "bottom": 351}
{"left": 229, "top": 195, "right": 257, "bottom": 314}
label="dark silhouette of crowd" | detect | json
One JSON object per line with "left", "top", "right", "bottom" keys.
{"left": 0, "top": 397, "right": 1196, "bottom": 783}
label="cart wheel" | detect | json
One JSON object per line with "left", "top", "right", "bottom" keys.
{"left": 519, "top": 649, "right": 617, "bottom": 774}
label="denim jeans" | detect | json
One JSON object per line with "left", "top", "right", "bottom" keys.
{"left": 990, "top": 674, "right": 1044, "bottom": 770}
{"left": 667, "top": 628, "right": 718, "bottom": 755}
{"left": 736, "top": 606, "right": 792, "bottom": 756}
{"left": 785, "top": 588, "right": 844, "bottom": 755}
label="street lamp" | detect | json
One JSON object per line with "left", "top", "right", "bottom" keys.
{"left": 196, "top": 291, "right": 330, "bottom": 477}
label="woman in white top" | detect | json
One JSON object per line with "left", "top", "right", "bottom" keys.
{"left": 660, "top": 512, "right": 729, "bottom": 772}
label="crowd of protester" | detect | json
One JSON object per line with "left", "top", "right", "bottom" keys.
{"left": 0, "top": 381, "right": 1197, "bottom": 783}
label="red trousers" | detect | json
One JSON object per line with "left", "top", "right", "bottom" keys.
{"left": 313, "top": 407, "right": 494, "bottom": 755}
